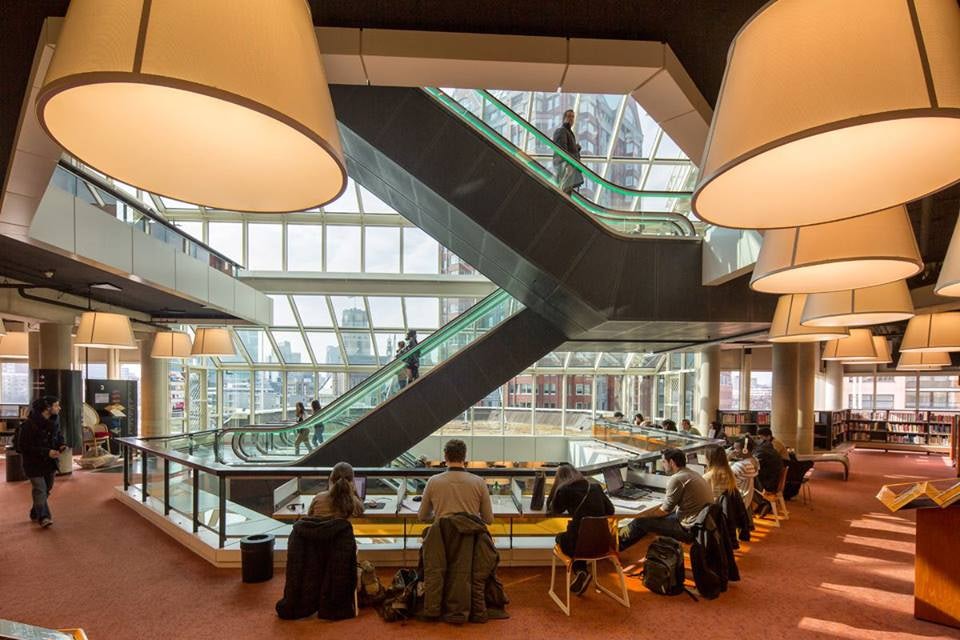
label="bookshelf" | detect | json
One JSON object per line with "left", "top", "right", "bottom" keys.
{"left": 813, "top": 410, "right": 848, "bottom": 451}
{"left": 717, "top": 410, "right": 770, "bottom": 438}
{"left": 842, "top": 409, "right": 955, "bottom": 455}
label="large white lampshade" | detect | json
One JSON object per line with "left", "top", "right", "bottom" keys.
{"left": 801, "top": 281, "right": 915, "bottom": 327}
{"left": 36, "top": 0, "right": 346, "bottom": 213}
{"left": 900, "top": 313, "right": 960, "bottom": 352}
{"left": 750, "top": 207, "right": 922, "bottom": 294}
{"left": 191, "top": 328, "right": 235, "bottom": 357}
{"left": 75, "top": 312, "right": 136, "bottom": 349}
{"left": 0, "top": 319, "right": 6, "bottom": 337}
{"left": 151, "top": 331, "right": 193, "bottom": 359}
{"left": 693, "top": 0, "right": 960, "bottom": 229}
{"left": 864, "top": 337, "right": 893, "bottom": 365}
{"left": 897, "top": 351, "right": 951, "bottom": 370}
{"left": 821, "top": 329, "right": 878, "bottom": 361}
{"left": 768, "top": 294, "right": 848, "bottom": 342}
{"left": 933, "top": 220, "right": 960, "bottom": 297}
{"left": 0, "top": 332, "right": 29, "bottom": 359}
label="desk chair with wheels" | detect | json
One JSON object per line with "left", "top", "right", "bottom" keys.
{"left": 761, "top": 467, "right": 789, "bottom": 526}
{"left": 548, "top": 516, "right": 630, "bottom": 616}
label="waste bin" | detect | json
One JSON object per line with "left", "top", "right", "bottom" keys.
{"left": 240, "top": 533, "right": 275, "bottom": 583}
{"left": 5, "top": 446, "right": 26, "bottom": 482}
{"left": 57, "top": 447, "right": 73, "bottom": 475}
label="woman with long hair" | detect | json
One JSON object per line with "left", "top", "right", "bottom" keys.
{"left": 292, "top": 401, "right": 310, "bottom": 455}
{"left": 703, "top": 444, "right": 737, "bottom": 500}
{"left": 308, "top": 461, "right": 364, "bottom": 519}
{"left": 547, "top": 463, "right": 614, "bottom": 596}
{"left": 310, "top": 399, "right": 324, "bottom": 447}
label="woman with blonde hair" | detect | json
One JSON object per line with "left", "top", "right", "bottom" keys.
{"left": 703, "top": 444, "right": 737, "bottom": 500}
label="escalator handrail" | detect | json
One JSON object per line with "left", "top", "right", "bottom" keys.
{"left": 424, "top": 88, "right": 696, "bottom": 237}
{"left": 216, "top": 288, "right": 517, "bottom": 450}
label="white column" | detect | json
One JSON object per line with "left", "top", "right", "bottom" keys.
{"left": 772, "top": 342, "right": 799, "bottom": 450}
{"left": 697, "top": 345, "right": 721, "bottom": 433}
{"left": 797, "top": 342, "right": 817, "bottom": 454}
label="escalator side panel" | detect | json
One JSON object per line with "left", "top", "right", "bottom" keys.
{"left": 299, "top": 308, "right": 566, "bottom": 467}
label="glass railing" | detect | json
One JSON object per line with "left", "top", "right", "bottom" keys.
{"left": 50, "top": 161, "right": 240, "bottom": 275}
{"left": 425, "top": 88, "right": 697, "bottom": 237}
{"left": 216, "top": 289, "right": 523, "bottom": 463}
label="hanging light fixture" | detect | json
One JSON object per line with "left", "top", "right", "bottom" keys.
{"left": 801, "top": 280, "right": 915, "bottom": 327}
{"left": 75, "top": 312, "right": 136, "bottom": 349}
{"left": 0, "top": 332, "right": 29, "bottom": 359}
{"left": 750, "top": 207, "right": 921, "bottom": 294}
{"left": 693, "top": 0, "right": 960, "bottom": 229}
{"left": 897, "top": 351, "right": 951, "bottom": 370}
{"left": 863, "top": 336, "right": 893, "bottom": 365}
{"left": 150, "top": 331, "right": 193, "bottom": 359}
{"left": 933, "top": 220, "right": 960, "bottom": 297}
{"left": 821, "top": 329, "right": 878, "bottom": 361}
{"left": 900, "top": 313, "right": 960, "bottom": 352}
{"left": 191, "top": 328, "right": 235, "bottom": 357}
{"left": 36, "top": 0, "right": 346, "bottom": 213}
{"left": 767, "top": 294, "right": 848, "bottom": 342}
{"left": 0, "top": 319, "right": 5, "bottom": 337}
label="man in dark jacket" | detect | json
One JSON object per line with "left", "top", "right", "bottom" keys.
{"left": 552, "top": 109, "right": 583, "bottom": 194}
{"left": 18, "top": 396, "right": 64, "bottom": 527}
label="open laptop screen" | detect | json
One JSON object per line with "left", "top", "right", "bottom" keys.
{"left": 353, "top": 476, "right": 367, "bottom": 500}
{"left": 602, "top": 466, "right": 624, "bottom": 494}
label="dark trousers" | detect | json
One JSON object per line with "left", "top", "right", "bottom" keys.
{"left": 619, "top": 512, "right": 694, "bottom": 550}
{"left": 556, "top": 533, "right": 587, "bottom": 573}
{"left": 29, "top": 472, "right": 55, "bottom": 521}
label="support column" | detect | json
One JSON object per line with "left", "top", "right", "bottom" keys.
{"left": 797, "top": 342, "right": 817, "bottom": 454}
{"left": 697, "top": 345, "right": 721, "bottom": 433}
{"left": 107, "top": 348, "right": 121, "bottom": 379}
{"left": 36, "top": 323, "right": 73, "bottom": 369}
{"left": 31, "top": 323, "right": 82, "bottom": 451}
{"left": 139, "top": 334, "right": 168, "bottom": 437}
{"left": 739, "top": 348, "right": 752, "bottom": 411}
{"left": 825, "top": 361, "right": 843, "bottom": 411}
{"left": 772, "top": 342, "right": 799, "bottom": 450}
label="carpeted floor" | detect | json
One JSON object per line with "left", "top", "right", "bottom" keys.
{"left": 1, "top": 450, "right": 958, "bottom": 639}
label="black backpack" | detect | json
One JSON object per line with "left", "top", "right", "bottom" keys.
{"left": 377, "top": 568, "right": 419, "bottom": 622}
{"left": 642, "top": 537, "right": 687, "bottom": 596}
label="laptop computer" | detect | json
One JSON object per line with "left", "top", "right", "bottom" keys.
{"left": 603, "top": 467, "right": 650, "bottom": 501}
{"left": 353, "top": 476, "right": 367, "bottom": 500}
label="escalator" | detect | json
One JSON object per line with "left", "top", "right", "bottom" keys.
{"left": 330, "top": 85, "right": 774, "bottom": 341}
{"left": 216, "top": 289, "right": 565, "bottom": 467}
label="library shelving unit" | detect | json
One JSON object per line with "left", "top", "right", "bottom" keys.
{"left": 717, "top": 410, "right": 770, "bottom": 438}
{"left": 843, "top": 409, "right": 955, "bottom": 455}
{"left": 813, "top": 410, "right": 848, "bottom": 451}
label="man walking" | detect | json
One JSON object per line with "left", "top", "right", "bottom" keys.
{"left": 552, "top": 108, "right": 583, "bottom": 194}
{"left": 18, "top": 396, "right": 64, "bottom": 527}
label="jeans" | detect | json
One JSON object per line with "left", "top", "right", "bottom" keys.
{"left": 29, "top": 472, "right": 55, "bottom": 521}
{"left": 312, "top": 424, "right": 324, "bottom": 447}
{"left": 619, "top": 512, "right": 694, "bottom": 551}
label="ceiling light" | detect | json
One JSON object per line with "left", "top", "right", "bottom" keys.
{"left": 864, "top": 336, "right": 893, "bottom": 365}
{"left": 900, "top": 313, "right": 960, "bottom": 353}
{"left": 897, "top": 351, "right": 951, "bottom": 370}
{"left": 767, "top": 294, "right": 848, "bottom": 342}
{"left": 191, "top": 328, "right": 235, "bottom": 357}
{"left": 90, "top": 282, "right": 123, "bottom": 292}
{"left": 0, "top": 319, "right": 5, "bottom": 337}
{"left": 75, "top": 312, "right": 136, "bottom": 349}
{"left": 150, "top": 331, "right": 193, "bottom": 359}
{"left": 800, "top": 280, "right": 915, "bottom": 327}
{"left": 933, "top": 220, "right": 960, "bottom": 297}
{"left": 750, "top": 207, "right": 921, "bottom": 294}
{"left": 693, "top": 0, "right": 960, "bottom": 229}
{"left": 821, "top": 329, "right": 878, "bottom": 361}
{"left": 0, "top": 332, "right": 29, "bottom": 359}
{"left": 36, "top": 0, "right": 346, "bottom": 213}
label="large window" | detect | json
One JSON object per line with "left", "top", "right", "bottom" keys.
{"left": 0, "top": 363, "right": 29, "bottom": 405}
{"left": 749, "top": 372, "right": 772, "bottom": 411}
{"left": 208, "top": 222, "right": 243, "bottom": 265}
{"left": 247, "top": 223, "right": 282, "bottom": 271}
{"left": 286, "top": 224, "right": 323, "bottom": 271}
{"left": 326, "top": 226, "right": 361, "bottom": 272}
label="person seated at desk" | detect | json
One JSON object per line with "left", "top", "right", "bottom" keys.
{"left": 308, "top": 462, "right": 364, "bottom": 519}
{"left": 618, "top": 448, "right": 713, "bottom": 549}
{"left": 728, "top": 436, "right": 759, "bottom": 506}
{"left": 547, "top": 464, "right": 614, "bottom": 595}
{"left": 758, "top": 426, "right": 789, "bottom": 460}
{"left": 418, "top": 439, "right": 494, "bottom": 524}
{"left": 679, "top": 418, "right": 701, "bottom": 437}
{"left": 754, "top": 429, "right": 785, "bottom": 516}
{"left": 661, "top": 419, "right": 678, "bottom": 432}
{"left": 702, "top": 445, "right": 737, "bottom": 500}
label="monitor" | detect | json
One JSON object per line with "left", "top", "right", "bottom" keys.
{"left": 353, "top": 476, "right": 367, "bottom": 500}
{"left": 602, "top": 466, "right": 624, "bottom": 494}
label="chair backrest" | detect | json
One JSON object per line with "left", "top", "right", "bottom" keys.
{"left": 573, "top": 516, "right": 617, "bottom": 559}
{"left": 775, "top": 466, "right": 789, "bottom": 493}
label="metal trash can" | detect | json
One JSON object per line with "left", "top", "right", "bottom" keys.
{"left": 5, "top": 446, "right": 26, "bottom": 482}
{"left": 240, "top": 533, "right": 275, "bottom": 583}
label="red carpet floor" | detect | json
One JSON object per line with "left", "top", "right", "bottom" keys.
{"left": 1, "top": 450, "right": 958, "bottom": 639}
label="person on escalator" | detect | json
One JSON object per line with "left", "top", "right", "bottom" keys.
{"left": 396, "top": 340, "right": 408, "bottom": 389}
{"left": 310, "top": 399, "right": 324, "bottom": 447}
{"left": 552, "top": 108, "right": 583, "bottom": 195}
{"left": 404, "top": 330, "right": 420, "bottom": 383}
{"left": 293, "top": 402, "right": 310, "bottom": 455}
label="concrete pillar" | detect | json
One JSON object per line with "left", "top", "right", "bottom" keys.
{"left": 739, "top": 348, "right": 752, "bottom": 410}
{"left": 697, "top": 345, "right": 721, "bottom": 433}
{"left": 796, "top": 342, "right": 817, "bottom": 454}
{"left": 139, "top": 335, "right": 168, "bottom": 437}
{"left": 772, "top": 342, "right": 799, "bottom": 450}
{"left": 107, "top": 349, "right": 121, "bottom": 379}
{"left": 824, "top": 361, "right": 844, "bottom": 411}
{"left": 35, "top": 323, "right": 73, "bottom": 369}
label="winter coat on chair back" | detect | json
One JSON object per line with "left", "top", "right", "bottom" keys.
{"left": 689, "top": 503, "right": 740, "bottom": 600}
{"left": 420, "top": 513, "right": 509, "bottom": 624}
{"left": 276, "top": 516, "right": 357, "bottom": 621}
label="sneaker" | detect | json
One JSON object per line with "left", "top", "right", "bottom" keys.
{"left": 29, "top": 510, "right": 37, "bottom": 521}
{"left": 39, "top": 518, "right": 53, "bottom": 528}
{"left": 570, "top": 570, "right": 592, "bottom": 595}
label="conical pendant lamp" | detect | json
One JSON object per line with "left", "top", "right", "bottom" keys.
{"left": 36, "top": 0, "right": 346, "bottom": 213}
{"left": 750, "top": 207, "right": 921, "bottom": 294}
{"left": 821, "top": 329, "right": 878, "bottom": 361}
{"left": 767, "top": 294, "right": 848, "bottom": 342}
{"left": 693, "top": 0, "right": 960, "bottom": 229}
{"left": 191, "top": 328, "right": 235, "bottom": 357}
{"left": 801, "top": 281, "right": 915, "bottom": 327}
{"left": 151, "top": 331, "right": 193, "bottom": 359}
{"left": 75, "top": 312, "right": 136, "bottom": 349}
{"left": 934, "top": 220, "right": 960, "bottom": 297}
{"left": 897, "top": 351, "right": 951, "bottom": 370}
{"left": 900, "top": 313, "right": 960, "bottom": 352}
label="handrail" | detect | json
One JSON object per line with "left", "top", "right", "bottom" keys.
{"left": 216, "top": 288, "right": 518, "bottom": 461}
{"left": 56, "top": 160, "right": 242, "bottom": 272}
{"left": 424, "top": 88, "right": 697, "bottom": 237}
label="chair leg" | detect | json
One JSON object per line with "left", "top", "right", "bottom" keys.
{"left": 593, "top": 557, "right": 631, "bottom": 608}
{"left": 548, "top": 554, "right": 571, "bottom": 616}
{"left": 768, "top": 496, "right": 781, "bottom": 527}
{"left": 778, "top": 492, "right": 789, "bottom": 520}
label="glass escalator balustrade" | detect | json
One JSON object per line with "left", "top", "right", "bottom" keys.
{"left": 217, "top": 289, "right": 522, "bottom": 463}
{"left": 424, "top": 87, "right": 697, "bottom": 238}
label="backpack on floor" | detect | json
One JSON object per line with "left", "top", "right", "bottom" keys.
{"left": 358, "top": 560, "right": 386, "bottom": 607}
{"left": 377, "top": 568, "right": 419, "bottom": 622}
{"left": 642, "top": 537, "right": 687, "bottom": 596}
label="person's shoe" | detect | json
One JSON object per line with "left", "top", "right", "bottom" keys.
{"left": 29, "top": 510, "right": 37, "bottom": 522}
{"left": 570, "top": 570, "right": 592, "bottom": 595}
{"left": 39, "top": 518, "right": 53, "bottom": 528}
